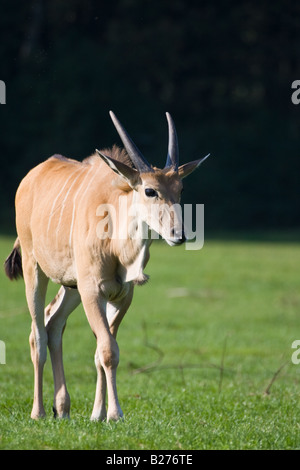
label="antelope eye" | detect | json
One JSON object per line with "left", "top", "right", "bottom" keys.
{"left": 145, "top": 188, "right": 158, "bottom": 198}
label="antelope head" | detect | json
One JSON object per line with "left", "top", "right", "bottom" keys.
{"left": 96, "top": 111, "right": 209, "bottom": 246}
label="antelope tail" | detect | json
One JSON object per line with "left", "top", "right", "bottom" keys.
{"left": 4, "top": 237, "right": 23, "bottom": 280}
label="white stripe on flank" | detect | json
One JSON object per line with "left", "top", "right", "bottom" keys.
{"left": 67, "top": 163, "right": 101, "bottom": 246}
{"left": 47, "top": 171, "right": 77, "bottom": 238}
{"left": 79, "top": 164, "right": 99, "bottom": 201}
{"left": 68, "top": 165, "right": 94, "bottom": 246}
{"left": 55, "top": 169, "right": 83, "bottom": 240}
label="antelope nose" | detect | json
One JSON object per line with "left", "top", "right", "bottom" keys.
{"left": 171, "top": 228, "right": 186, "bottom": 244}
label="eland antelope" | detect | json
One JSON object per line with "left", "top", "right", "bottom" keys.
{"left": 4, "top": 111, "right": 209, "bottom": 421}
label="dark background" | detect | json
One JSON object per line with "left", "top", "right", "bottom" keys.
{"left": 0, "top": 0, "right": 300, "bottom": 235}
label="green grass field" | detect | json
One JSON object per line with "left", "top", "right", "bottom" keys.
{"left": 0, "top": 234, "right": 300, "bottom": 450}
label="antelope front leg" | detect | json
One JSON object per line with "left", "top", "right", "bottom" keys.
{"left": 91, "top": 349, "right": 107, "bottom": 421}
{"left": 90, "top": 287, "right": 134, "bottom": 421}
{"left": 93, "top": 318, "right": 122, "bottom": 422}
{"left": 79, "top": 288, "right": 123, "bottom": 422}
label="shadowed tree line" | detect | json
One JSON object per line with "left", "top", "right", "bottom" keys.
{"left": 0, "top": 0, "right": 300, "bottom": 233}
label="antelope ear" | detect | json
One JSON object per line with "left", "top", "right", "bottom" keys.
{"left": 178, "top": 154, "right": 210, "bottom": 179}
{"left": 96, "top": 149, "right": 141, "bottom": 188}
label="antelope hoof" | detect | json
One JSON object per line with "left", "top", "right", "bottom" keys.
{"left": 107, "top": 408, "right": 124, "bottom": 422}
{"left": 90, "top": 413, "right": 107, "bottom": 422}
{"left": 53, "top": 406, "right": 70, "bottom": 419}
{"left": 31, "top": 408, "right": 46, "bottom": 420}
